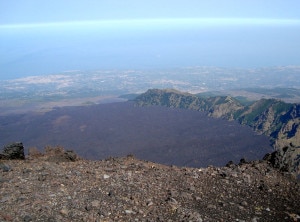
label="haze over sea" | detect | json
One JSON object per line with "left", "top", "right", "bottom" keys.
{"left": 1, "top": 18, "right": 300, "bottom": 80}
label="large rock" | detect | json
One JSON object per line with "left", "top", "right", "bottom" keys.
{"left": 1, "top": 142, "right": 25, "bottom": 160}
{"left": 264, "top": 144, "right": 300, "bottom": 177}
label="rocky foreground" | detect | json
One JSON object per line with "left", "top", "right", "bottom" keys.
{"left": 0, "top": 146, "right": 300, "bottom": 222}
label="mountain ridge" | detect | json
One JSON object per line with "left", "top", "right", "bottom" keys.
{"left": 134, "top": 89, "right": 300, "bottom": 175}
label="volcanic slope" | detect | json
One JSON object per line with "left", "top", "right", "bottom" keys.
{"left": 0, "top": 151, "right": 299, "bottom": 221}
{"left": 0, "top": 101, "right": 272, "bottom": 167}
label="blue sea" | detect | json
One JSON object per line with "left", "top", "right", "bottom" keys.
{"left": 0, "top": 20, "right": 299, "bottom": 80}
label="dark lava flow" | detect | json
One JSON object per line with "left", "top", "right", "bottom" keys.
{"left": 0, "top": 101, "right": 272, "bottom": 167}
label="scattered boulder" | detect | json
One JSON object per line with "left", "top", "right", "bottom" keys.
{"left": 0, "top": 163, "right": 11, "bottom": 172}
{"left": 46, "top": 146, "right": 80, "bottom": 162}
{"left": 28, "top": 145, "right": 80, "bottom": 162}
{"left": 63, "top": 150, "right": 80, "bottom": 162}
{"left": 45, "top": 151, "right": 80, "bottom": 162}
{"left": 263, "top": 144, "right": 300, "bottom": 177}
{"left": 239, "top": 158, "right": 247, "bottom": 165}
{"left": 1, "top": 142, "right": 25, "bottom": 160}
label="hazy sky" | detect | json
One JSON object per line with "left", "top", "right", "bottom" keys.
{"left": 1, "top": 0, "right": 300, "bottom": 24}
{"left": 1, "top": 0, "right": 300, "bottom": 79}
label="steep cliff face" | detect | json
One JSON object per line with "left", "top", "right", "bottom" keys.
{"left": 237, "top": 100, "right": 293, "bottom": 136}
{"left": 237, "top": 101, "right": 300, "bottom": 176}
{"left": 272, "top": 108, "right": 300, "bottom": 176}
{"left": 135, "top": 89, "right": 204, "bottom": 111}
{"left": 276, "top": 119, "right": 300, "bottom": 147}
{"left": 135, "top": 89, "right": 300, "bottom": 175}
{"left": 204, "top": 96, "right": 244, "bottom": 120}
{"left": 135, "top": 89, "right": 244, "bottom": 120}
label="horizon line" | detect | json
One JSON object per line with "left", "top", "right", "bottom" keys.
{"left": 1, "top": 17, "right": 300, "bottom": 29}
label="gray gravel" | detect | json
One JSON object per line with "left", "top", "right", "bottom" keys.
{"left": 0, "top": 155, "right": 299, "bottom": 221}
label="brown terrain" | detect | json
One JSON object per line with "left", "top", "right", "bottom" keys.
{"left": 0, "top": 146, "right": 299, "bottom": 222}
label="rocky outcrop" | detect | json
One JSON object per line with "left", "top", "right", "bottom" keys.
{"left": 275, "top": 111, "right": 300, "bottom": 149}
{"left": 237, "top": 101, "right": 300, "bottom": 176}
{"left": 264, "top": 145, "right": 300, "bottom": 177}
{"left": 0, "top": 142, "right": 25, "bottom": 160}
{"left": 135, "top": 89, "right": 300, "bottom": 175}
{"left": 28, "top": 145, "right": 80, "bottom": 162}
{"left": 231, "top": 101, "right": 300, "bottom": 176}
